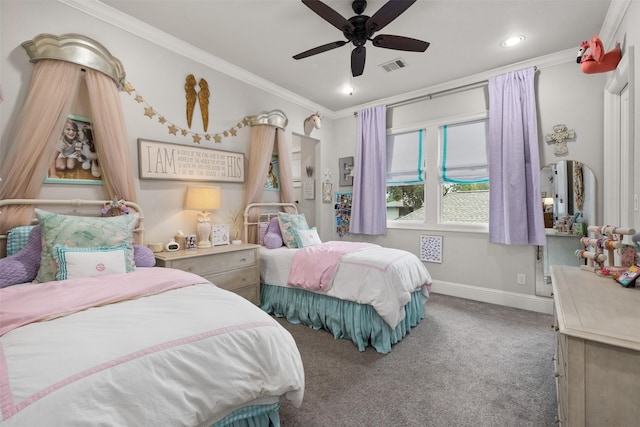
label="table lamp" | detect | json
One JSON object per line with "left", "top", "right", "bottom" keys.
{"left": 184, "top": 186, "right": 221, "bottom": 248}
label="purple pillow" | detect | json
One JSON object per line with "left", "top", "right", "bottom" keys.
{"left": 0, "top": 226, "right": 41, "bottom": 288}
{"left": 134, "top": 244, "right": 156, "bottom": 267}
{"left": 264, "top": 217, "right": 283, "bottom": 249}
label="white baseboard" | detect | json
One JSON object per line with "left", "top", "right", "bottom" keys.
{"left": 430, "top": 280, "right": 554, "bottom": 315}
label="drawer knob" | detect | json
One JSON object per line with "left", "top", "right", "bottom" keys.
{"left": 240, "top": 257, "right": 247, "bottom": 262}
{"left": 554, "top": 370, "right": 561, "bottom": 378}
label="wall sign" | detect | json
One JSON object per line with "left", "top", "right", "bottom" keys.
{"left": 138, "top": 139, "right": 244, "bottom": 182}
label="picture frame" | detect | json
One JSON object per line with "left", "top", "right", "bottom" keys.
{"left": 138, "top": 139, "right": 245, "bottom": 182}
{"left": 45, "top": 114, "right": 103, "bottom": 185}
{"left": 420, "top": 235, "right": 443, "bottom": 263}
{"left": 185, "top": 235, "right": 197, "bottom": 250}
{"left": 211, "top": 224, "right": 230, "bottom": 246}
{"left": 322, "top": 182, "right": 332, "bottom": 203}
{"left": 264, "top": 152, "right": 280, "bottom": 191}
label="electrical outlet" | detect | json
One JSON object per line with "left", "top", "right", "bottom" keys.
{"left": 517, "top": 273, "right": 526, "bottom": 285}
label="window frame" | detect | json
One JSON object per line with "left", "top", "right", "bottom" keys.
{"left": 386, "top": 111, "right": 489, "bottom": 233}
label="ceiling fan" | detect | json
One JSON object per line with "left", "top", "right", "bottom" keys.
{"left": 293, "top": 0, "right": 430, "bottom": 77}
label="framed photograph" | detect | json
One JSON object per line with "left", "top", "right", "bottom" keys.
{"left": 138, "top": 139, "right": 244, "bottom": 182}
{"left": 45, "top": 114, "right": 103, "bottom": 185}
{"left": 185, "top": 235, "right": 197, "bottom": 250}
{"left": 264, "top": 152, "right": 280, "bottom": 191}
{"left": 211, "top": 224, "right": 230, "bottom": 246}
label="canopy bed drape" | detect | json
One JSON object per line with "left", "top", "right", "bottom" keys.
{"left": 244, "top": 109, "right": 295, "bottom": 243}
{"left": 0, "top": 33, "right": 136, "bottom": 234}
{"left": 488, "top": 67, "right": 545, "bottom": 245}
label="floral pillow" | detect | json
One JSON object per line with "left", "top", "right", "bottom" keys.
{"left": 34, "top": 209, "right": 138, "bottom": 283}
{"left": 277, "top": 212, "right": 309, "bottom": 249}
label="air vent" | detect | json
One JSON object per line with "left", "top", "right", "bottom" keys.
{"left": 380, "top": 58, "right": 407, "bottom": 72}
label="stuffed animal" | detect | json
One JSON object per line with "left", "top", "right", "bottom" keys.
{"left": 577, "top": 35, "right": 621, "bottom": 74}
{"left": 303, "top": 112, "right": 322, "bottom": 136}
{"left": 79, "top": 126, "right": 101, "bottom": 178}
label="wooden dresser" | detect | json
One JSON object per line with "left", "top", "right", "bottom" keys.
{"left": 551, "top": 266, "right": 640, "bottom": 426}
{"left": 154, "top": 243, "right": 261, "bottom": 305}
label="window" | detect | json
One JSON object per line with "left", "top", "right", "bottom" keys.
{"left": 439, "top": 119, "right": 489, "bottom": 223}
{"left": 386, "top": 130, "right": 424, "bottom": 221}
{"left": 386, "top": 115, "right": 489, "bottom": 226}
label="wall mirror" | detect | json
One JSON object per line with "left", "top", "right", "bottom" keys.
{"left": 536, "top": 161, "right": 596, "bottom": 297}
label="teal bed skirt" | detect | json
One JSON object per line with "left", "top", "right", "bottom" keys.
{"left": 211, "top": 403, "right": 280, "bottom": 427}
{"left": 260, "top": 284, "right": 426, "bottom": 354}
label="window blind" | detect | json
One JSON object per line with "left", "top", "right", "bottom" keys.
{"left": 386, "top": 130, "right": 424, "bottom": 185}
{"left": 440, "top": 119, "right": 489, "bottom": 183}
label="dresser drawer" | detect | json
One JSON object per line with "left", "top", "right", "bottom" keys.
{"left": 232, "top": 284, "right": 260, "bottom": 305}
{"left": 167, "top": 249, "right": 256, "bottom": 276}
{"left": 204, "top": 266, "right": 259, "bottom": 292}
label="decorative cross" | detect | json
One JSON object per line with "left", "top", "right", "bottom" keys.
{"left": 545, "top": 124, "right": 576, "bottom": 156}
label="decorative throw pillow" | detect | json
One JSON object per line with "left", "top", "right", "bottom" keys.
{"left": 6, "top": 225, "right": 36, "bottom": 256}
{"left": 134, "top": 244, "right": 156, "bottom": 267}
{"left": 34, "top": 209, "right": 138, "bottom": 283}
{"left": 277, "top": 212, "right": 310, "bottom": 249}
{"left": 263, "top": 217, "right": 283, "bottom": 249}
{"left": 0, "top": 226, "right": 41, "bottom": 288}
{"left": 53, "top": 244, "right": 128, "bottom": 280}
{"left": 258, "top": 222, "right": 269, "bottom": 246}
{"left": 293, "top": 227, "right": 322, "bottom": 248}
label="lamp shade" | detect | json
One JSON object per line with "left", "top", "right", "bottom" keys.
{"left": 184, "top": 186, "right": 221, "bottom": 211}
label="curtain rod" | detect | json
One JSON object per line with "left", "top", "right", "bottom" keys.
{"left": 354, "top": 66, "right": 538, "bottom": 116}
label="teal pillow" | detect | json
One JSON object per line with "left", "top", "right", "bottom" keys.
{"left": 53, "top": 244, "right": 128, "bottom": 280}
{"left": 35, "top": 209, "right": 138, "bottom": 283}
{"left": 293, "top": 227, "right": 322, "bottom": 248}
{"left": 277, "top": 212, "right": 309, "bottom": 248}
{"left": 6, "top": 225, "right": 36, "bottom": 256}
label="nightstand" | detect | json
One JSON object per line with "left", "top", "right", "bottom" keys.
{"left": 154, "top": 243, "right": 261, "bottom": 305}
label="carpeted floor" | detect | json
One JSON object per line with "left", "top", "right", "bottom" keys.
{"left": 277, "top": 293, "right": 557, "bottom": 427}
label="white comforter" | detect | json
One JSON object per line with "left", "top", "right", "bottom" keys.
{"left": 261, "top": 244, "right": 432, "bottom": 329}
{"left": 0, "top": 268, "right": 304, "bottom": 427}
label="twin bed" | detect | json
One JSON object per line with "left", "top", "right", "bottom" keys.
{"left": 0, "top": 199, "right": 304, "bottom": 427}
{"left": 244, "top": 202, "right": 432, "bottom": 354}
{"left": 0, "top": 197, "right": 432, "bottom": 426}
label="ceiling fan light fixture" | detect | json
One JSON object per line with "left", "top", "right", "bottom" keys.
{"left": 501, "top": 35, "right": 525, "bottom": 48}
{"left": 340, "top": 84, "right": 355, "bottom": 96}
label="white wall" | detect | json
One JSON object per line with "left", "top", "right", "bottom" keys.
{"left": 327, "top": 60, "right": 606, "bottom": 314}
{"left": 0, "top": 0, "right": 330, "bottom": 244}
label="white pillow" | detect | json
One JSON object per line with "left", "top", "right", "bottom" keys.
{"left": 293, "top": 227, "right": 322, "bottom": 248}
{"left": 53, "top": 244, "right": 128, "bottom": 280}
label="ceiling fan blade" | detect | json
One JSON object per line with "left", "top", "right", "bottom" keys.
{"left": 366, "top": 0, "right": 417, "bottom": 33}
{"left": 302, "top": 0, "right": 354, "bottom": 33}
{"left": 351, "top": 46, "right": 366, "bottom": 77}
{"left": 372, "top": 34, "right": 429, "bottom": 52}
{"left": 293, "top": 40, "right": 348, "bottom": 60}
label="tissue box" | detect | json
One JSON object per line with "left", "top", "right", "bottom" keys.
{"left": 573, "top": 222, "right": 587, "bottom": 236}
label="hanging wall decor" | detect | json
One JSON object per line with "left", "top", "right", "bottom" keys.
{"left": 123, "top": 81, "right": 247, "bottom": 144}
{"left": 420, "top": 235, "right": 443, "bottom": 263}
{"left": 335, "top": 192, "right": 352, "bottom": 237}
{"left": 545, "top": 124, "right": 575, "bottom": 156}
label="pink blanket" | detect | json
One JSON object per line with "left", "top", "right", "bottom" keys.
{"left": 0, "top": 268, "right": 207, "bottom": 336}
{"left": 287, "top": 241, "right": 376, "bottom": 290}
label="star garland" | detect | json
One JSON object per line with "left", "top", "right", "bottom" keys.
{"left": 122, "top": 81, "right": 250, "bottom": 144}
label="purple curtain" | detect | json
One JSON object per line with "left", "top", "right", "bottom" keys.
{"left": 488, "top": 67, "right": 545, "bottom": 245}
{"left": 350, "top": 105, "right": 387, "bottom": 235}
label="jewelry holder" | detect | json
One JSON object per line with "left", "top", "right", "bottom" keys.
{"left": 576, "top": 225, "right": 636, "bottom": 276}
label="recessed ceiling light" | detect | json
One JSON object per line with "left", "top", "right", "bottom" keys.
{"left": 501, "top": 35, "right": 525, "bottom": 48}
{"left": 340, "top": 84, "right": 354, "bottom": 96}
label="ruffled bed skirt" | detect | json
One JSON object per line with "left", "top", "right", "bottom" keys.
{"left": 260, "top": 284, "right": 426, "bottom": 354}
{"left": 211, "top": 403, "right": 280, "bottom": 427}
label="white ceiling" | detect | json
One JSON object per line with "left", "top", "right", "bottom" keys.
{"left": 99, "top": 0, "right": 613, "bottom": 113}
